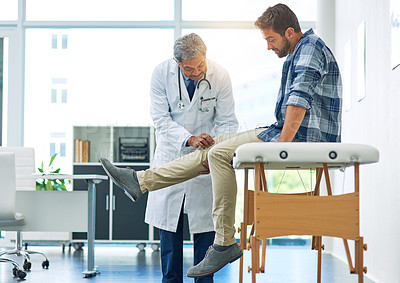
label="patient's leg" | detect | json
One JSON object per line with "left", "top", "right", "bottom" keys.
{"left": 102, "top": 129, "right": 262, "bottom": 207}
{"left": 137, "top": 146, "right": 209, "bottom": 192}
{"left": 207, "top": 128, "right": 264, "bottom": 246}
{"left": 139, "top": 128, "right": 263, "bottom": 246}
{"left": 137, "top": 130, "right": 262, "bottom": 193}
{"left": 101, "top": 132, "right": 239, "bottom": 201}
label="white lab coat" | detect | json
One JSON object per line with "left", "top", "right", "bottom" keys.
{"left": 144, "top": 58, "right": 239, "bottom": 234}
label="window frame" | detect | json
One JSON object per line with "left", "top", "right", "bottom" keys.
{"left": 0, "top": 0, "right": 315, "bottom": 146}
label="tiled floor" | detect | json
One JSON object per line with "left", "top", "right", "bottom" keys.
{"left": 0, "top": 243, "right": 374, "bottom": 283}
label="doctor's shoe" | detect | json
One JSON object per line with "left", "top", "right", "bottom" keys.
{"left": 186, "top": 244, "right": 242, "bottom": 278}
{"left": 99, "top": 158, "right": 142, "bottom": 202}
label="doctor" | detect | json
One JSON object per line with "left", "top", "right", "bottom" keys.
{"left": 146, "top": 33, "right": 238, "bottom": 283}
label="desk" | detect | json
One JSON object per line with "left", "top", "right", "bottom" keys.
{"left": 33, "top": 174, "right": 108, "bottom": 278}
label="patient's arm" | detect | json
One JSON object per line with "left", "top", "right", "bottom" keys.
{"left": 278, "top": 105, "right": 306, "bottom": 142}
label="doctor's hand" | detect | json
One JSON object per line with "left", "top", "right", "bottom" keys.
{"left": 187, "top": 133, "right": 215, "bottom": 149}
{"left": 199, "top": 162, "right": 210, "bottom": 175}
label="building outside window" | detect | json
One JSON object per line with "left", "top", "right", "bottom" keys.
{"left": 61, "top": 89, "right": 67, "bottom": 103}
{"left": 51, "top": 89, "right": 57, "bottom": 103}
{"left": 51, "top": 34, "right": 57, "bottom": 49}
{"left": 61, "top": 34, "right": 68, "bottom": 49}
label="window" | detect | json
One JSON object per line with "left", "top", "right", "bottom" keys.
{"left": 49, "top": 132, "right": 67, "bottom": 158}
{"left": 51, "top": 89, "right": 57, "bottom": 103}
{"left": 51, "top": 34, "right": 69, "bottom": 50}
{"left": 24, "top": 28, "right": 173, "bottom": 170}
{"left": 183, "top": 29, "right": 284, "bottom": 129}
{"left": 50, "top": 88, "right": 68, "bottom": 104}
{"left": 0, "top": 1, "right": 18, "bottom": 21}
{"left": 61, "top": 89, "right": 67, "bottom": 103}
{"left": 182, "top": 0, "right": 316, "bottom": 21}
{"left": 26, "top": 0, "right": 174, "bottom": 21}
{"left": 60, "top": 143, "right": 66, "bottom": 157}
{"left": 62, "top": 34, "right": 68, "bottom": 49}
{"left": 50, "top": 143, "right": 56, "bottom": 156}
{"left": 50, "top": 142, "right": 67, "bottom": 157}
{"left": 51, "top": 35, "right": 57, "bottom": 49}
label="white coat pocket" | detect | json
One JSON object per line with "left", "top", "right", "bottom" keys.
{"left": 199, "top": 97, "right": 216, "bottom": 112}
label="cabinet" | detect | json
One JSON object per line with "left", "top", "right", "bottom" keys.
{"left": 72, "top": 125, "right": 191, "bottom": 245}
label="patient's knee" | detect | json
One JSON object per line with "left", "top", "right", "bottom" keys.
{"left": 208, "top": 146, "right": 231, "bottom": 164}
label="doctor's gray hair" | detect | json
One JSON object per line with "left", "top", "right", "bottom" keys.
{"left": 173, "top": 33, "right": 207, "bottom": 63}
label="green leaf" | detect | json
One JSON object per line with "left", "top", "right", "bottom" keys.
{"left": 49, "top": 153, "right": 58, "bottom": 167}
{"left": 51, "top": 168, "right": 61, "bottom": 174}
{"left": 38, "top": 161, "right": 44, "bottom": 173}
{"left": 45, "top": 181, "right": 53, "bottom": 191}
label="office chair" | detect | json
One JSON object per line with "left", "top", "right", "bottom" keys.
{"left": 0, "top": 152, "right": 27, "bottom": 279}
{"left": 0, "top": 147, "right": 49, "bottom": 272}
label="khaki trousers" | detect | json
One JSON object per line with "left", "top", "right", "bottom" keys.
{"left": 136, "top": 128, "right": 264, "bottom": 246}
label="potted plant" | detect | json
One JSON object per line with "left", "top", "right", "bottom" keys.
{"left": 36, "top": 153, "right": 71, "bottom": 191}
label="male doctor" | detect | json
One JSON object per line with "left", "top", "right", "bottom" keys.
{"left": 146, "top": 33, "right": 238, "bottom": 283}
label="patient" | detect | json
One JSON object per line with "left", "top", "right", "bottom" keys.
{"left": 100, "top": 3, "right": 342, "bottom": 278}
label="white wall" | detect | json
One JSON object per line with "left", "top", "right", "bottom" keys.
{"left": 330, "top": 0, "right": 400, "bottom": 282}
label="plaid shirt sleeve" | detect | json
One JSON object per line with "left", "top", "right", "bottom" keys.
{"left": 286, "top": 43, "right": 325, "bottom": 110}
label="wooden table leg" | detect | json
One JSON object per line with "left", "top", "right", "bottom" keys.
{"left": 239, "top": 169, "right": 249, "bottom": 283}
{"left": 316, "top": 236, "right": 323, "bottom": 283}
{"left": 356, "top": 237, "right": 365, "bottom": 283}
{"left": 250, "top": 236, "right": 259, "bottom": 283}
{"left": 261, "top": 239, "right": 266, "bottom": 273}
{"left": 239, "top": 222, "right": 245, "bottom": 283}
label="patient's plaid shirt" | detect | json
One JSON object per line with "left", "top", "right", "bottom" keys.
{"left": 258, "top": 29, "right": 342, "bottom": 143}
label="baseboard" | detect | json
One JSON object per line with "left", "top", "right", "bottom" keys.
{"left": 5, "top": 231, "right": 72, "bottom": 242}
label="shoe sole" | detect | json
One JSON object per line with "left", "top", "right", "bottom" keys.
{"left": 99, "top": 159, "right": 137, "bottom": 202}
{"left": 186, "top": 250, "right": 243, "bottom": 278}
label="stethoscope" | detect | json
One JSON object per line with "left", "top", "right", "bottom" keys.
{"left": 177, "top": 68, "right": 211, "bottom": 110}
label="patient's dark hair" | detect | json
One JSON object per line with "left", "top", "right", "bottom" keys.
{"left": 254, "top": 3, "right": 301, "bottom": 36}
